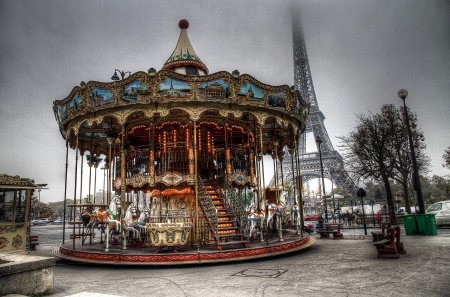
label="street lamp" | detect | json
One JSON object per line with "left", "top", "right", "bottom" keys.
{"left": 398, "top": 89, "right": 425, "bottom": 214}
{"left": 315, "top": 136, "right": 327, "bottom": 221}
{"left": 111, "top": 69, "right": 131, "bottom": 81}
{"left": 357, "top": 188, "right": 367, "bottom": 235}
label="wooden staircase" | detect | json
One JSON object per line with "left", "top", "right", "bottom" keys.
{"left": 201, "top": 180, "right": 249, "bottom": 250}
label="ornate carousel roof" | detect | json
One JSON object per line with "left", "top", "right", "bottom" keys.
{"left": 52, "top": 20, "right": 310, "bottom": 157}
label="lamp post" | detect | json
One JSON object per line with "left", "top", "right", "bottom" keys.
{"left": 315, "top": 136, "right": 327, "bottom": 221}
{"left": 370, "top": 200, "right": 375, "bottom": 226}
{"left": 398, "top": 89, "right": 425, "bottom": 214}
{"left": 357, "top": 188, "right": 367, "bottom": 235}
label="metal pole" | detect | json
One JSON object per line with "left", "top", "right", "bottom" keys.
{"left": 316, "top": 137, "right": 327, "bottom": 221}
{"left": 398, "top": 90, "right": 425, "bottom": 214}
{"left": 72, "top": 136, "right": 79, "bottom": 250}
{"left": 361, "top": 197, "right": 367, "bottom": 235}
{"left": 331, "top": 171, "right": 335, "bottom": 223}
{"left": 193, "top": 122, "right": 199, "bottom": 246}
{"left": 63, "top": 137, "right": 69, "bottom": 244}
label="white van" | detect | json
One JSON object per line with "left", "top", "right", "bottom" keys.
{"left": 426, "top": 200, "right": 450, "bottom": 226}
{"left": 396, "top": 207, "right": 417, "bottom": 215}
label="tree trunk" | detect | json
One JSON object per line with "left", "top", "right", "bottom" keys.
{"left": 402, "top": 177, "right": 412, "bottom": 215}
{"left": 382, "top": 174, "right": 397, "bottom": 225}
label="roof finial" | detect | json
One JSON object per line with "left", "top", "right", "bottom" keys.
{"left": 179, "top": 19, "right": 189, "bottom": 29}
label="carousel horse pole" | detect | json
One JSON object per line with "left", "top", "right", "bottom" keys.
{"left": 105, "top": 196, "right": 120, "bottom": 252}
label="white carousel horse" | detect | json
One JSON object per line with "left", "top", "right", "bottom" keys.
{"left": 266, "top": 202, "right": 287, "bottom": 231}
{"left": 290, "top": 203, "right": 300, "bottom": 229}
{"left": 247, "top": 204, "right": 265, "bottom": 241}
{"left": 136, "top": 207, "right": 150, "bottom": 240}
{"left": 123, "top": 203, "right": 142, "bottom": 246}
{"left": 149, "top": 196, "right": 159, "bottom": 222}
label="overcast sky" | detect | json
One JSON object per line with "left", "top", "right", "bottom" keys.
{"left": 1, "top": 0, "right": 449, "bottom": 203}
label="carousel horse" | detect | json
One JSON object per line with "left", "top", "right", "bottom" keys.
{"left": 123, "top": 203, "right": 143, "bottom": 247}
{"left": 290, "top": 203, "right": 300, "bottom": 229}
{"left": 149, "top": 196, "right": 159, "bottom": 222}
{"left": 266, "top": 202, "right": 287, "bottom": 232}
{"left": 84, "top": 207, "right": 111, "bottom": 242}
{"left": 136, "top": 207, "right": 150, "bottom": 241}
{"left": 247, "top": 204, "right": 265, "bottom": 241}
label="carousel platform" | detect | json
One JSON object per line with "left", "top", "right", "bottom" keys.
{"left": 54, "top": 229, "right": 315, "bottom": 265}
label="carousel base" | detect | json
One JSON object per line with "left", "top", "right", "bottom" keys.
{"left": 54, "top": 229, "right": 315, "bottom": 266}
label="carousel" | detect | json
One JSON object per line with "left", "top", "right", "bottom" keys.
{"left": 52, "top": 20, "right": 314, "bottom": 265}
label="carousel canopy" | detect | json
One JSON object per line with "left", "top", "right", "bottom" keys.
{"left": 162, "top": 19, "right": 208, "bottom": 76}
{"left": 52, "top": 20, "right": 310, "bottom": 158}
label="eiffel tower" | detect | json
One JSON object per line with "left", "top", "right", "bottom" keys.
{"left": 269, "top": 6, "right": 356, "bottom": 193}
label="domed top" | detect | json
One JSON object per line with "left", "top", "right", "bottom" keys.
{"left": 179, "top": 19, "right": 189, "bottom": 29}
{"left": 162, "top": 20, "right": 209, "bottom": 75}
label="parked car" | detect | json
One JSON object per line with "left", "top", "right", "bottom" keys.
{"left": 53, "top": 218, "right": 64, "bottom": 224}
{"left": 31, "top": 219, "right": 46, "bottom": 226}
{"left": 426, "top": 200, "right": 450, "bottom": 226}
{"left": 396, "top": 207, "right": 417, "bottom": 215}
{"left": 305, "top": 214, "right": 319, "bottom": 221}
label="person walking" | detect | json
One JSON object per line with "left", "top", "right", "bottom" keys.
{"left": 376, "top": 210, "right": 381, "bottom": 226}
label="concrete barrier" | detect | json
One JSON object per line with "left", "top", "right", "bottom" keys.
{"left": 0, "top": 253, "right": 56, "bottom": 296}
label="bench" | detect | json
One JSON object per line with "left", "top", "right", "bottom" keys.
{"left": 373, "top": 226, "right": 406, "bottom": 258}
{"left": 371, "top": 222, "right": 391, "bottom": 242}
{"left": 317, "top": 223, "right": 344, "bottom": 239}
{"left": 30, "top": 235, "right": 39, "bottom": 250}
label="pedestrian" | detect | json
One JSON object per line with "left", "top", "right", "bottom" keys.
{"left": 376, "top": 210, "right": 381, "bottom": 226}
{"left": 317, "top": 213, "right": 324, "bottom": 229}
{"left": 344, "top": 211, "right": 349, "bottom": 227}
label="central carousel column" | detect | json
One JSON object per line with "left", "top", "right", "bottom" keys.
{"left": 193, "top": 121, "right": 200, "bottom": 246}
{"left": 149, "top": 125, "right": 155, "bottom": 187}
{"left": 225, "top": 123, "right": 231, "bottom": 175}
{"left": 247, "top": 127, "right": 254, "bottom": 186}
{"left": 120, "top": 125, "right": 127, "bottom": 250}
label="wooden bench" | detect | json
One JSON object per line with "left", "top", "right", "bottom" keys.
{"left": 371, "top": 222, "right": 391, "bottom": 242}
{"left": 317, "top": 223, "right": 344, "bottom": 239}
{"left": 30, "top": 235, "right": 39, "bottom": 250}
{"left": 373, "top": 226, "right": 405, "bottom": 258}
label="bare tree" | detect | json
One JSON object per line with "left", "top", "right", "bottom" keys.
{"left": 338, "top": 105, "right": 397, "bottom": 223}
{"left": 338, "top": 104, "right": 430, "bottom": 222}
{"left": 388, "top": 105, "right": 430, "bottom": 214}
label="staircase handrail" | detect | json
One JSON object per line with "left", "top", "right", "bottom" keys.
{"left": 221, "top": 177, "right": 248, "bottom": 237}
{"left": 197, "top": 177, "right": 218, "bottom": 239}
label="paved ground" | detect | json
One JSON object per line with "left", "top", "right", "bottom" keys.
{"left": 28, "top": 224, "right": 450, "bottom": 297}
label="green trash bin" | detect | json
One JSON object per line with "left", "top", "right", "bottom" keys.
{"left": 424, "top": 214, "right": 438, "bottom": 235}
{"left": 415, "top": 214, "right": 426, "bottom": 235}
{"left": 403, "top": 214, "right": 417, "bottom": 235}
{"left": 414, "top": 214, "right": 438, "bottom": 235}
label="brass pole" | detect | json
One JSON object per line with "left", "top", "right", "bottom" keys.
{"left": 72, "top": 136, "right": 79, "bottom": 250}
{"left": 63, "top": 137, "right": 69, "bottom": 244}
{"left": 120, "top": 125, "right": 127, "bottom": 250}
{"left": 295, "top": 136, "right": 305, "bottom": 234}
{"left": 107, "top": 141, "right": 113, "bottom": 205}
{"left": 193, "top": 122, "right": 200, "bottom": 245}
{"left": 259, "top": 126, "right": 267, "bottom": 236}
